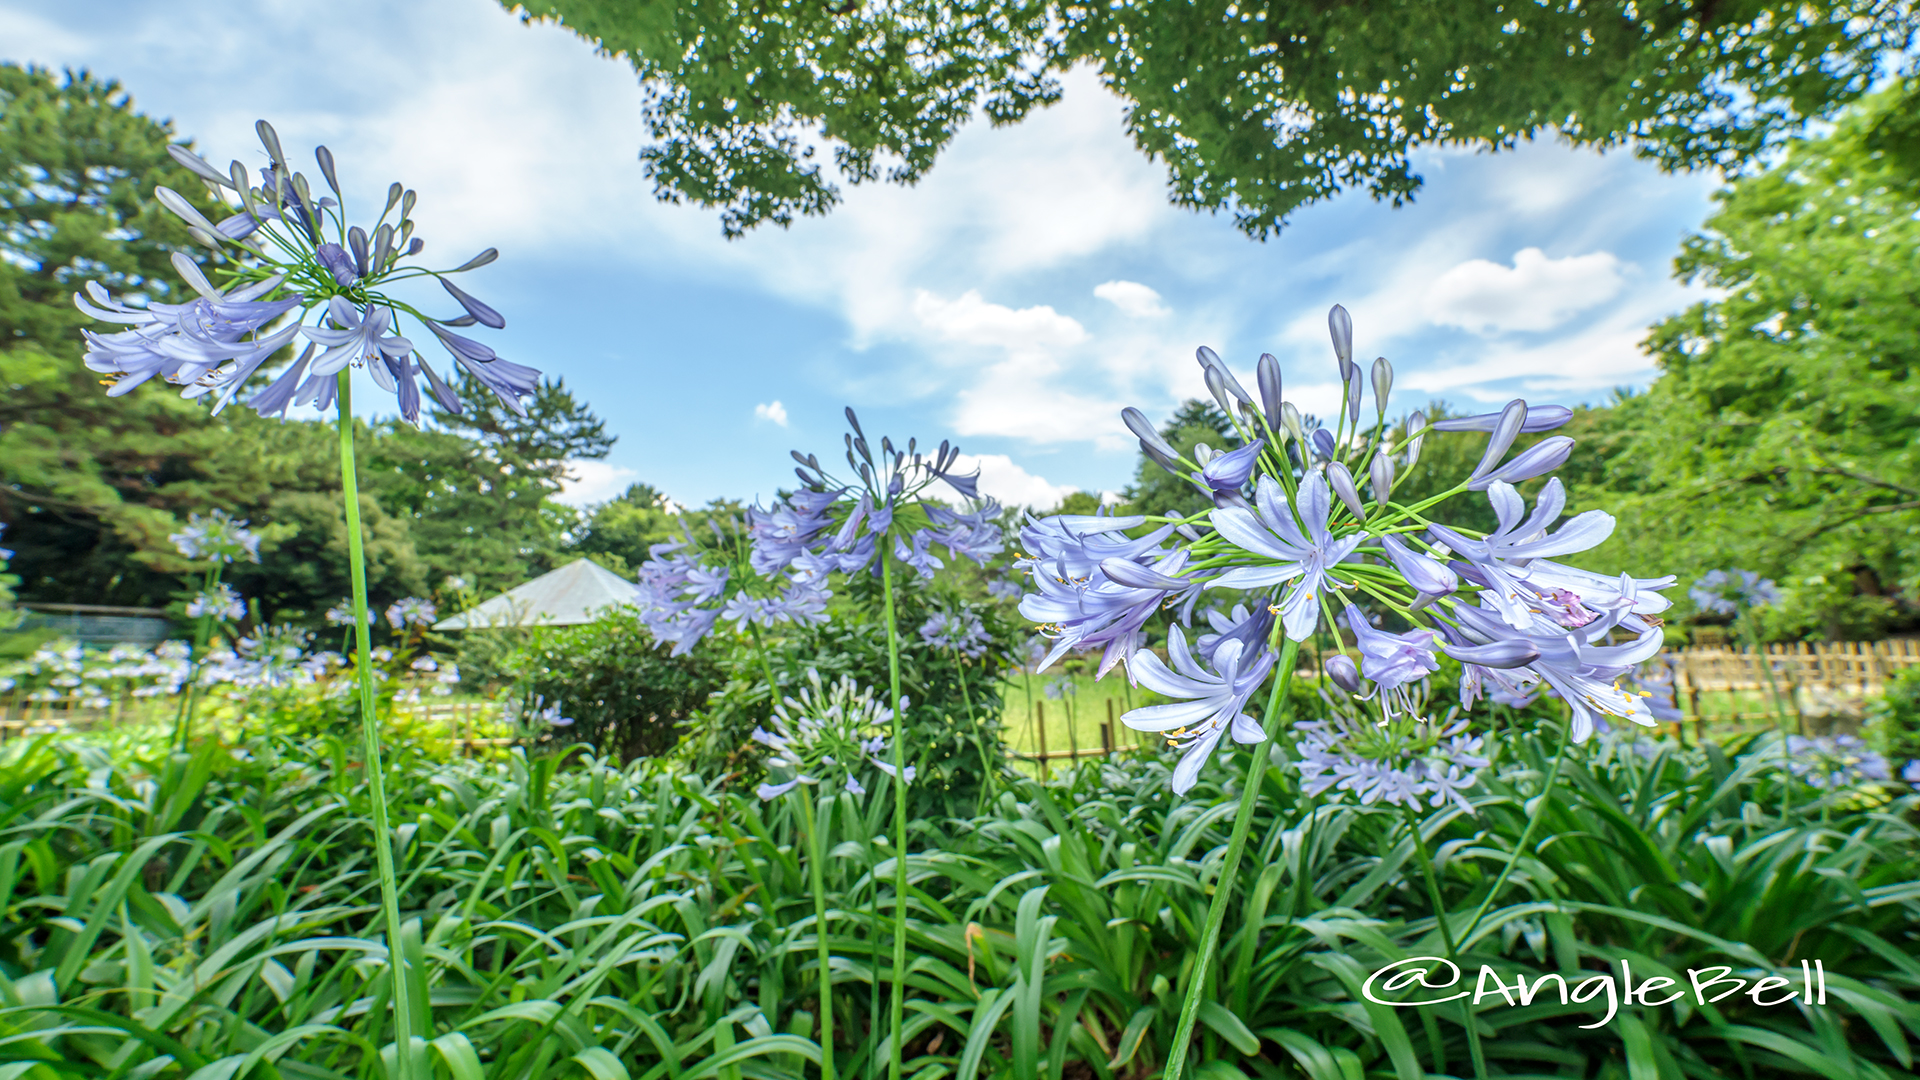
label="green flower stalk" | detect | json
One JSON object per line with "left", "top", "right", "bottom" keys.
{"left": 1013, "top": 305, "right": 1680, "bottom": 1080}
{"left": 70, "top": 120, "right": 547, "bottom": 1080}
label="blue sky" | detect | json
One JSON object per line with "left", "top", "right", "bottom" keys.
{"left": 4, "top": 0, "right": 1722, "bottom": 509}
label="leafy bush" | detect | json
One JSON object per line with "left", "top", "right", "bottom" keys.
{"left": 499, "top": 605, "right": 724, "bottom": 759}
{"left": 1868, "top": 664, "right": 1920, "bottom": 767}
{"left": 678, "top": 569, "right": 1014, "bottom": 819}
{"left": 1, "top": 719, "right": 1913, "bottom": 1080}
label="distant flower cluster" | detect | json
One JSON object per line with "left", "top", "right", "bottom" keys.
{"left": 1293, "top": 712, "right": 1490, "bottom": 813}
{"left": 631, "top": 409, "right": 1004, "bottom": 659}
{"left": 753, "top": 670, "right": 911, "bottom": 799}
{"left": 919, "top": 607, "right": 990, "bottom": 658}
{"left": 1783, "top": 734, "right": 1890, "bottom": 789}
{"left": 72, "top": 120, "right": 536, "bottom": 424}
{"left": 1013, "top": 305, "right": 1675, "bottom": 793}
{"left": 1690, "top": 568, "right": 1781, "bottom": 616}
{"left": 186, "top": 582, "right": 247, "bottom": 621}
{"left": 171, "top": 510, "right": 261, "bottom": 564}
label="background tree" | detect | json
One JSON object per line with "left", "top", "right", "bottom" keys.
{"left": 1571, "top": 86, "right": 1920, "bottom": 639}
{"left": 504, "top": 0, "right": 1912, "bottom": 237}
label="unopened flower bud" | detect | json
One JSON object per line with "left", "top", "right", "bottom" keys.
{"left": 1327, "top": 462, "right": 1365, "bottom": 520}
{"left": 384, "top": 182, "right": 404, "bottom": 216}
{"left": 169, "top": 251, "right": 217, "bottom": 298}
{"left": 1328, "top": 304, "right": 1353, "bottom": 373}
{"left": 1406, "top": 411, "right": 1426, "bottom": 467}
{"left": 400, "top": 188, "right": 417, "bottom": 219}
{"left": 1468, "top": 436, "right": 1575, "bottom": 491}
{"left": 168, "top": 145, "right": 233, "bottom": 188}
{"left": 315, "top": 145, "right": 340, "bottom": 195}
{"left": 1197, "top": 346, "right": 1253, "bottom": 406}
{"left": 453, "top": 247, "right": 499, "bottom": 273}
{"left": 1370, "top": 452, "right": 1395, "bottom": 503}
{"left": 1345, "top": 366, "right": 1362, "bottom": 422}
{"left": 154, "top": 186, "right": 223, "bottom": 238}
{"left": 1204, "top": 366, "right": 1237, "bottom": 418}
{"left": 1123, "top": 406, "right": 1180, "bottom": 461}
{"left": 255, "top": 120, "right": 286, "bottom": 167}
{"left": 1371, "top": 357, "right": 1392, "bottom": 415}
{"left": 1325, "top": 654, "right": 1361, "bottom": 693}
{"left": 1468, "top": 399, "right": 1528, "bottom": 484}
{"left": 1281, "top": 402, "right": 1306, "bottom": 446}
{"left": 1257, "top": 353, "right": 1284, "bottom": 432}
{"left": 1433, "top": 405, "right": 1572, "bottom": 433}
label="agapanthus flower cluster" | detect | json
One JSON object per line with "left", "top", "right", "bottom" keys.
{"left": 1293, "top": 706, "right": 1490, "bottom": 813}
{"left": 634, "top": 513, "right": 832, "bottom": 657}
{"left": 919, "top": 607, "right": 990, "bottom": 658}
{"left": 1690, "top": 568, "right": 1781, "bottom": 616}
{"left": 0, "top": 640, "right": 198, "bottom": 704}
{"left": 633, "top": 409, "right": 1003, "bottom": 657}
{"left": 73, "top": 121, "right": 536, "bottom": 424}
{"left": 170, "top": 510, "right": 262, "bottom": 564}
{"left": 385, "top": 597, "right": 437, "bottom": 630}
{"left": 1018, "top": 304, "right": 1676, "bottom": 792}
{"left": 1782, "top": 734, "right": 1891, "bottom": 789}
{"left": 324, "top": 601, "right": 374, "bottom": 628}
{"left": 753, "top": 670, "right": 911, "bottom": 800}
{"left": 201, "top": 624, "right": 324, "bottom": 690}
{"left": 505, "top": 693, "right": 574, "bottom": 729}
{"left": 186, "top": 582, "right": 247, "bottom": 621}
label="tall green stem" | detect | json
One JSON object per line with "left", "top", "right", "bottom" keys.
{"left": 1163, "top": 636, "right": 1300, "bottom": 1080}
{"left": 1406, "top": 810, "right": 1488, "bottom": 1080}
{"left": 952, "top": 655, "right": 995, "bottom": 807}
{"left": 170, "top": 565, "right": 221, "bottom": 752}
{"left": 796, "top": 790, "right": 836, "bottom": 1080}
{"left": 1456, "top": 732, "right": 1569, "bottom": 948}
{"left": 337, "top": 373, "right": 415, "bottom": 1079}
{"left": 1741, "top": 616, "right": 1794, "bottom": 819}
{"left": 879, "top": 554, "right": 908, "bottom": 1080}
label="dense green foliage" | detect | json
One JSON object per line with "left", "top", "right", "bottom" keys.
{"left": 1556, "top": 87, "right": 1920, "bottom": 639}
{"left": 504, "top": 0, "right": 1911, "bottom": 237}
{"left": 0, "top": 716, "right": 1914, "bottom": 1080}
{"left": 497, "top": 605, "right": 726, "bottom": 760}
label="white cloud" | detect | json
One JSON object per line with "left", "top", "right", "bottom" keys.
{"left": 934, "top": 453, "right": 1079, "bottom": 509}
{"left": 556, "top": 460, "right": 639, "bottom": 507}
{"left": 911, "top": 289, "right": 1086, "bottom": 352}
{"left": 1094, "top": 280, "right": 1170, "bottom": 318}
{"left": 754, "top": 400, "right": 789, "bottom": 426}
{"left": 1424, "top": 247, "right": 1625, "bottom": 334}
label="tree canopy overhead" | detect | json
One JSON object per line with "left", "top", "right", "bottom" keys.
{"left": 508, "top": 0, "right": 1913, "bottom": 237}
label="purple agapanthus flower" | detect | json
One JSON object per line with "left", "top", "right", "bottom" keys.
{"left": 1191, "top": 440, "right": 1264, "bottom": 504}
{"left": 186, "top": 582, "right": 247, "bottom": 621}
{"left": 1784, "top": 734, "right": 1890, "bottom": 789}
{"left": 923, "top": 500, "right": 1006, "bottom": 566}
{"left": 1341, "top": 603, "right": 1440, "bottom": 720}
{"left": 170, "top": 510, "right": 262, "bottom": 564}
{"left": 1690, "top": 568, "right": 1781, "bottom": 616}
{"left": 385, "top": 597, "right": 437, "bottom": 629}
{"left": 1207, "top": 474, "right": 1363, "bottom": 641}
{"left": 920, "top": 609, "right": 990, "bottom": 658}
{"left": 76, "top": 126, "right": 537, "bottom": 425}
{"left": 1196, "top": 603, "right": 1274, "bottom": 667}
{"left": 74, "top": 270, "right": 303, "bottom": 398}
{"left": 302, "top": 297, "right": 414, "bottom": 378}
{"left": 1427, "top": 479, "right": 1615, "bottom": 630}
{"left": 1293, "top": 715, "right": 1489, "bottom": 813}
{"left": 1121, "top": 625, "right": 1276, "bottom": 794}
{"left": 1017, "top": 515, "right": 1199, "bottom": 677}
{"left": 1448, "top": 599, "right": 1665, "bottom": 742}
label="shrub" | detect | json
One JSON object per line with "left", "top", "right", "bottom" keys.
{"left": 499, "top": 606, "right": 724, "bottom": 760}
